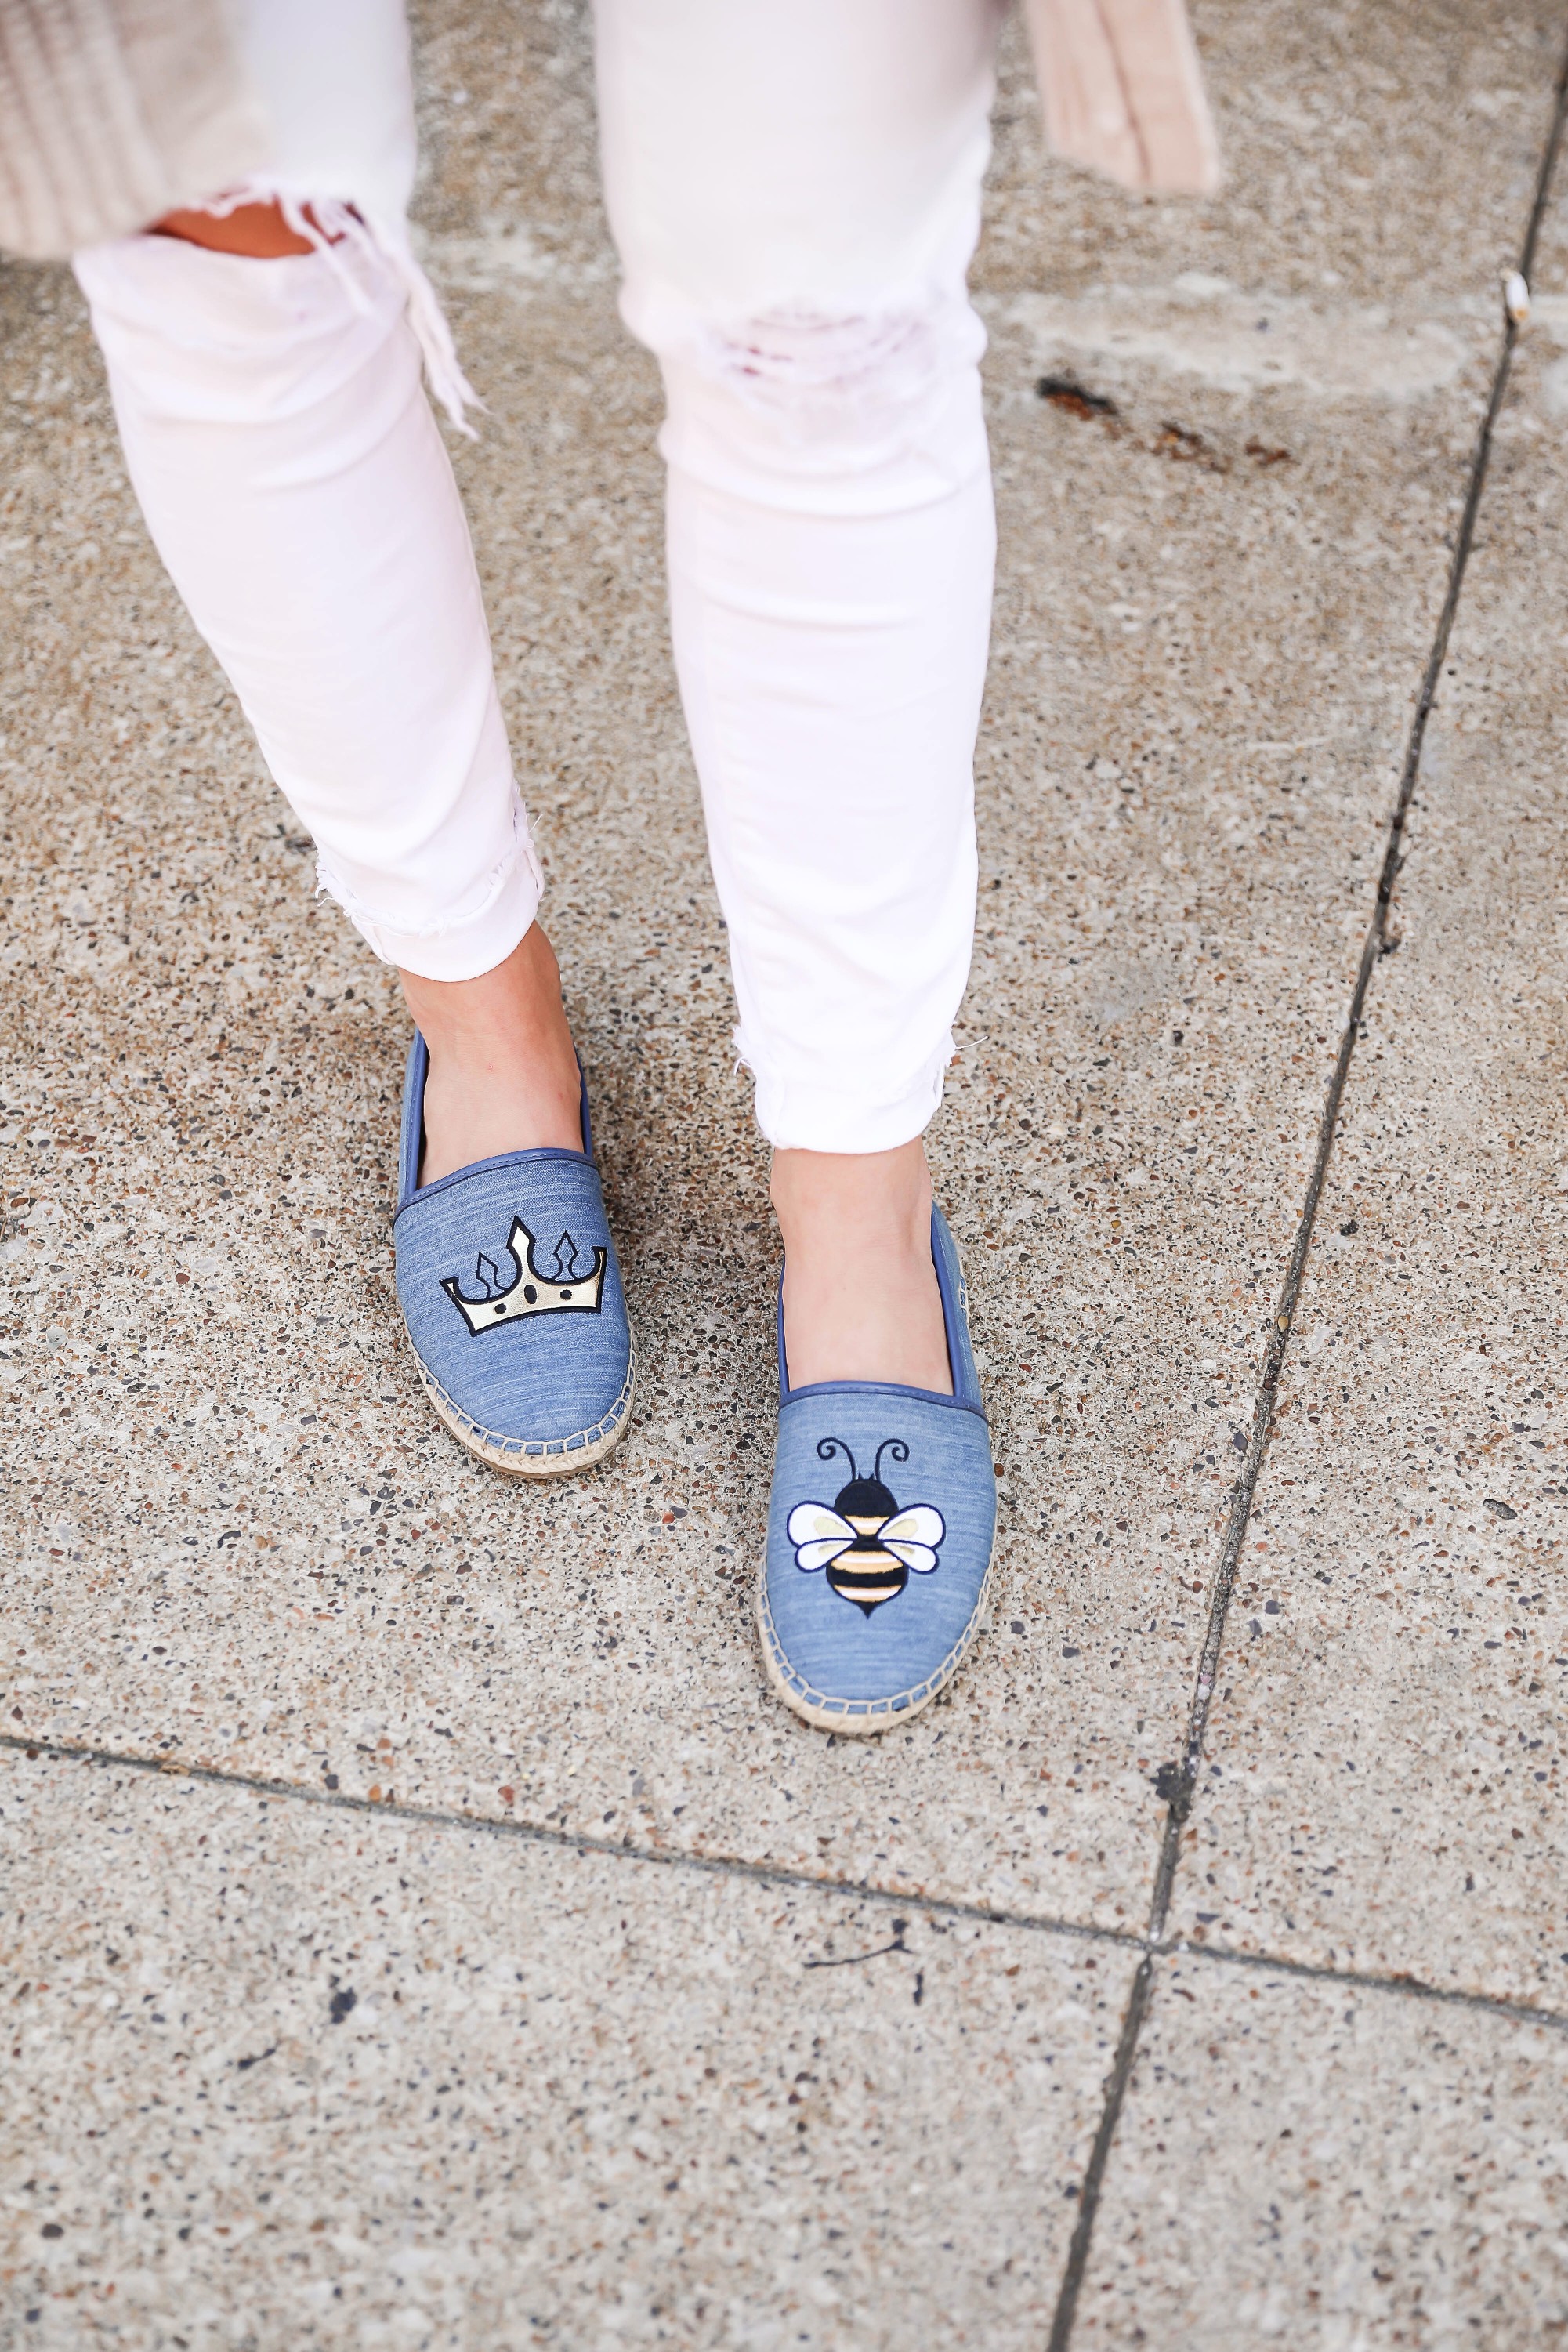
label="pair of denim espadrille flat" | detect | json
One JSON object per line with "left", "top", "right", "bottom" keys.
{"left": 393, "top": 1034, "right": 994, "bottom": 1730}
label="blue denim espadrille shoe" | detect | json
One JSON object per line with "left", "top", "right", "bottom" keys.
{"left": 757, "top": 1206, "right": 995, "bottom": 1734}
{"left": 392, "top": 1033, "right": 635, "bottom": 1477}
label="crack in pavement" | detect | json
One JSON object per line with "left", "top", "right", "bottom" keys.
{"left": 0, "top": 1728, "right": 1146, "bottom": 1955}
{"left": 5, "top": 1731, "right": 1566, "bottom": 2040}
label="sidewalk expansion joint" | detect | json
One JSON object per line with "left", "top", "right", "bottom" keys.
{"left": 1161, "top": 1933, "right": 1568, "bottom": 2038}
{"left": 1045, "top": 30, "right": 1568, "bottom": 2348}
{"left": 5, "top": 1732, "right": 1563, "bottom": 2039}
{"left": 0, "top": 1728, "right": 1142, "bottom": 1955}
{"left": 1047, "top": 1951, "right": 1153, "bottom": 2352}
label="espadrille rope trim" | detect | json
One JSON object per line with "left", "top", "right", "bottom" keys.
{"left": 755, "top": 1550, "right": 994, "bottom": 1727}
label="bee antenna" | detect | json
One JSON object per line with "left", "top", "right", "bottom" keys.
{"left": 816, "top": 1437, "right": 856, "bottom": 1477}
{"left": 873, "top": 1439, "right": 909, "bottom": 1481}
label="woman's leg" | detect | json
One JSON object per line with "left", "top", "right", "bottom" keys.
{"left": 594, "top": 0, "right": 1005, "bottom": 1389}
{"left": 74, "top": 209, "right": 581, "bottom": 1175}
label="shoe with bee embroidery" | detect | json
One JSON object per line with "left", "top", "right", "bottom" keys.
{"left": 757, "top": 1205, "right": 996, "bottom": 1733}
{"left": 392, "top": 1031, "right": 635, "bottom": 1476}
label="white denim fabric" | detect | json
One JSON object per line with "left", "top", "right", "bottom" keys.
{"left": 74, "top": 0, "right": 1005, "bottom": 1153}
{"left": 74, "top": 229, "right": 541, "bottom": 980}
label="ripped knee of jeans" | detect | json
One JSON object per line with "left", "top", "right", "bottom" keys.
{"left": 691, "top": 300, "right": 982, "bottom": 448}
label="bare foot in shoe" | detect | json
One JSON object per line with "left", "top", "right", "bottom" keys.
{"left": 400, "top": 924, "right": 584, "bottom": 1183}
{"left": 771, "top": 1139, "right": 951, "bottom": 1394}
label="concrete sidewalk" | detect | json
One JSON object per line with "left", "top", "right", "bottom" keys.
{"left": 2, "top": 1, "right": 1565, "bottom": 2343}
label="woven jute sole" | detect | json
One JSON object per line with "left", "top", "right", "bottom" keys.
{"left": 754, "top": 1552, "right": 994, "bottom": 1737}
{"left": 411, "top": 1346, "right": 636, "bottom": 1480}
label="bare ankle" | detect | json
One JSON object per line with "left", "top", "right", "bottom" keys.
{"left": 771, "top": 1140, "right": 951, "bottom": 1393}
{"left": 772, "top": 1140, "right": 930, "bottom": 1239}
{"left": 401, "top": 924, "right": 583, "bottom": 1182}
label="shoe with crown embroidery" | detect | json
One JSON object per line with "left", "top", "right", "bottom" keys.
{"left": 392, "top": 1033, "right": 635, "bottom": 1476}
{"left": 757, "top": 1207, "right": 995, "bottom": 1732}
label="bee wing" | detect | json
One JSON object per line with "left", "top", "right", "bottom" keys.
{"left": 788, "top": 1502, "right": 854, "bottom": 1545}
{"left": 788, "top": 1502, "right": 855, "bottom": 1574}
{"left": 880, "top": 1504, "right": 945, "bottom": 1574}
{"left": 882, "top": 1505, "right": 945, "bottom": 1548}
{"left": 795, "top": 1537, "right": 855, "bottom": 1572}
{"left": 882, "top": 1541, "right": 937, "bottom": 1574}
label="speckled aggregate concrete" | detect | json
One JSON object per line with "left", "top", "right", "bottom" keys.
{"left": 0, "top": 1747, "right": 1127, "bottom": 2348}
{"left": 2, "top": 0, "right": 1555, "bottom": 1924}
{"left": 3, "top": 0, "right": 1568, "bottom": 2341}
{"left": 1168, "top": 280, "right": 1568, "bottom": 2009}
{"left": 1076, "top": 1954, "right": 1568, "bottom": 2349}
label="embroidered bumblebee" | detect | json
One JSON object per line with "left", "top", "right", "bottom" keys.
{"left": 786, "top": 1438, "right": 945, "bottom": 1618}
